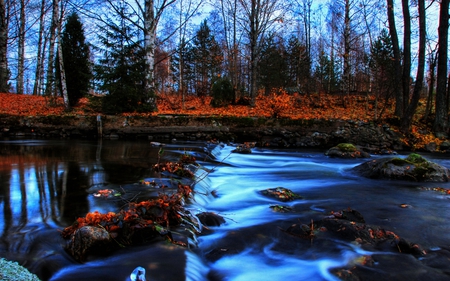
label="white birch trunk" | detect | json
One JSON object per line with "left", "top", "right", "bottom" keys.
{"left": 44, "top": 0, "right": 59, "bottom": 97}
{"left": 57, "top": 38, "right": 69, "bottom": 109}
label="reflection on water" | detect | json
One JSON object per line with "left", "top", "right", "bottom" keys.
{"left": 1, "top": 139, "right": 450, "bottom": 280}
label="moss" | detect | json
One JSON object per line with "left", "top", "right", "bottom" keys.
{"left": 336, "top": 143, "right": 357, "bottom": 152}
{"left": 0, "top": 258, "right": 41, "bottom": 281}
{"left": 390, "top": 157, "right": 409, "bottom": 166}
{"left": 405, "top": 153, "right": 427, "bottom": 164}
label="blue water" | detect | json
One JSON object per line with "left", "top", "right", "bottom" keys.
{"left": 1, "top": 139, "right": 450, "bottom": 280}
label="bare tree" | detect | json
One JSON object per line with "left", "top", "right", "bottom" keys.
{"left": 434, "top": 0, "right": 449, "bottom": 135}
{"left": 386, "top": 0, "right": 403, "bottom": 117}
{"left": 44, "top": 0, "right": 60, "bottom": 98}
{"left": 16, "top": 0, "right": 26, "bottom": 94}
{"left": 32, "top": 0, "right": 47, "bottom": 96}
{"left": 218, "top": 0, "right": 241, "bottom": 99}
{"left": 401, "top": 0, "right": 426, "bottom": 132}
{"left": 0, "top": 0, "right": 9, "bottom": 92}
{"left": 238, "top": 0, "right": 285, "bottom": 106}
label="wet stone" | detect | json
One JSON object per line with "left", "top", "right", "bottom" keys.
{"left": 259, "top": 187, "right": 302, "bottom": 202}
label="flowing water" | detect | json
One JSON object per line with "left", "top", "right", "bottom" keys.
{"left": 1, "top": 139, "right": 450, "bottom": 281}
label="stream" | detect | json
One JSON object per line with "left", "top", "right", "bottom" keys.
{"left": 1, "top": 139, "right": 450, "bottom": 280}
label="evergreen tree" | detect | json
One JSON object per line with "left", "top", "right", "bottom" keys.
{"left": 94, "top": 4, "right": 151, "bottom": 114}
{"left": 258, "top": 35, "right": 288, "bottom": 94}
{"left": 370, "top": 29, "right": 396, "bottom": 98}
{"left": 191, "top": 20, "right": 223, "bottom": 96}
{"left": 314, "top": 51, "right": 340, "bottom": 93}
{"left": 285, "top": 35, "right": 310, "bottom": 93}
{"left": 59, "top": 12, "right": 91, "bottom": 107}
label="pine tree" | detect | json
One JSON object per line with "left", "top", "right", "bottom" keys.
{"left": 258, "top": 35, "right": 288, "bottom": 94}
{"left": 191, "top": 20, "right": 223, "bottom": 96}
{"left": 94, "top": 4, "right": 151, "bottom": 114}
{"left": 59, "top": 12, "right": 91, "bottom": 107}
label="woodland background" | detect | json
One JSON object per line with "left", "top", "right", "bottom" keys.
{"left": 0, "top": 0, "right": 449, "bottom": 136}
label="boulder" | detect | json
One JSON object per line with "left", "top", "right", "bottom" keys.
{"left": 325, "top": 143, "right": 371, "bottom": 158}
{"left": 351, "top": 153, "right": 450, "bottom": 182}
{"left": 66, "top": 226, "right": 112, "bottom": 262}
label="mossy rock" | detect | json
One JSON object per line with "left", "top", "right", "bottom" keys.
{"left": 337, "top": 143, "right": 357, "bottom": 152}
{"left": 0, "top": 258, "right": 41, "bottom": 281}
{"left": 325, "top": 143, "right": 370, "bottom": 158}
{"left": 352, "top": 154, "right": 450, "bottom": 182}
{"left": 259, "top": 187, "right": 302, "bottom": 202}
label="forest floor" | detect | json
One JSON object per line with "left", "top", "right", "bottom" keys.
{"left": 0, "top": 92, "right": 443, "bottom": 150}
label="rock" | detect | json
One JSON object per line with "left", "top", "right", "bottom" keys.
{"left": 0, "top": 258, "right": 41, "bottom": 281}
{"left": 232, "top": 142, "right": 256, "bottom": 154}
{"left": 196, "top": 212, "right": 226, "bottom": 226}
{"left": 259, "top": 187, "right": 302, "bottom": 202}
{"left": 325, "top": 143, "right": 371, "bottom": 158}
{"left": 351, "top": 153, "right": 450, "bottom": 182}
{"left": 66, "top": 226, "right": 112, "bottom": 262}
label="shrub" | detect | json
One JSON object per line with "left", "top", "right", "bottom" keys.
{"left": 210, "top": 78, "right": 234, "bottom": 107}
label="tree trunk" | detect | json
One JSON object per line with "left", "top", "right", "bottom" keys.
{"left": 386, "top": 0, "right": 402, "bottom": 117}
{"left": 16, "top": 0, "right": 25, "bottom": 94}
{"left": 401, "top": 0, "right": 411, "bottom": 117}
{"left": 33, "top": 0, "right": 46, "bottom": 96}
{"left": 401, "top": 0, "right": 425, "bottom": 132}
{"left": 434, "top": 0, "right": 449, "bottom": 136}
{"left": 249, "top": 0, "right": 257, "bottom": 107}
{"left": 143, "top": 0, "right": 173, "bottom": 111}
{"left": 44, "top": 0, "right": 60, "bottom": 98}
{"left": 57, "top": 35, "right": 69, "bottom": 110}
{"left": 424, "top": 48, "right": 438, "bottom": 121}
{"left": 0, "top": 0, "right": 9, "bottom": 92}
{"left": 342, "top": 0, "right": 351, "bottom": 104}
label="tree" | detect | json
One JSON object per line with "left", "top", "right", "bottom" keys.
{"left": 401, "top": 0, "right": 411, "bottom": 118}
{"left": 314, "top": 48, "right": 341, "bottom": 93}
{"left": 400, "top": 0, "right": 426, "bottom": 132}
{"left": 386, "top": 0, "right": 403, "bottom": 117}
{"left": 434, "top": 0, "right": 449, "bottom": 136}
{"left": 60, "top": 12, "right": 91, "bottom": 107}
{"left": 238, "top": 0, "right": 284, "bottom": 106}
{"left": 16, "top": 0, "right": 26, "bottom": 94}
{"left": 44, "top": 0, "right": 61, "bottom": 98}
{"left": 32, "top": 0, "right": 47, "bottom": 96}
{"left": 143, "top": 0, "right": 176, "bottom": 111}
{"left": 285, "top": 35, "right": 309, "bottom": 93}
{"left": 370, "top": 29, "right": 396, "bottom": 119}
{"left": 0, "top": 0, "right": 9, "bottom": 92}
{"left": 259, "top": 34, "right": 287, "bottom": 94}
{"left": 94, "top": 5, "right": 149, "bottom": 114}
{"left": 191, "top": 20, "right": 223, "bottom": 96}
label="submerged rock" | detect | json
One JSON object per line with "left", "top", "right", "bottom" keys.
{"left": 259, "top": 187, "right": 302, "bottom": 202}
{"left": 232, "top": 142, "right": 256, "bottom": 154}
{"left": 196, "top": 212, "right": 226, "bottom": 226}
{"left": 325, "top": 143, "right": 371, "bottom": 158}
{"left": 351, "top": 153, "right": 450, "bottom": 182}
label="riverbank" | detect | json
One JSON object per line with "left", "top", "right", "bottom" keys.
{"left": 0, "top": 114, "right": 449, "bottom": 153}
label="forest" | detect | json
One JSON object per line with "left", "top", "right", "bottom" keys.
{"left": 0, "top": 0, "right": 448, "bottom": 136}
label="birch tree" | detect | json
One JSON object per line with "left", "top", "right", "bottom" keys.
{"left": 0, "top": 0, "right": 9, "bottom": 92}
{"left": 143, "top": 0, "right": 176, "bottom": 110}
{"left": 44, "top": 0, "right": 60, "bottom": 98}
{"left": 16, "top": 0, "right": 26, "bottom": 93}
{"left": 32, "top": 0, "right": 47, "bottom": 95}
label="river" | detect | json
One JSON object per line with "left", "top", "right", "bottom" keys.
{"left": 1, "top": 139, "right": 450, "bottom": 280}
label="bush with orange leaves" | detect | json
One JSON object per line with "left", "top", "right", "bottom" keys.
{"left": 256, "top": 89, "right": 293, "bottom": 118}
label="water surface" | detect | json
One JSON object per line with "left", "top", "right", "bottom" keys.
{"left": 1, "top": 139, "right": 450, "bottom": 280}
